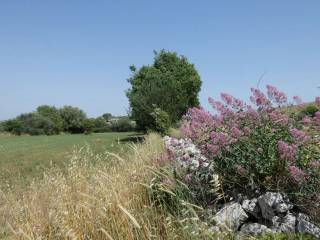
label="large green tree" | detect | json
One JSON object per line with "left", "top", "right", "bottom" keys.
{"left": 59, "top": 106, "right": 86, "bottom": 133}
{"left": 126, "top": 50, "right": 202, "bottom": 131}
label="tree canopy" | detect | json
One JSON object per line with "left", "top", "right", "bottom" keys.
{"left": 126, "top": 50, "right": 202, "bottom": 131}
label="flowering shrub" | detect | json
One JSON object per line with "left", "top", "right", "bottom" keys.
{"left": 180, "top": 86, "right": 320, "bottom": 198}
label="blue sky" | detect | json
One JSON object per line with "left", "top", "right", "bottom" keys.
{"left": 1, "top": 1, "right": 320, "bottom": 120}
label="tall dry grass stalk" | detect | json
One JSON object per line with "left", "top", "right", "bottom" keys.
{"left": 0, "top": 133, "right": 190, "bottom": 240}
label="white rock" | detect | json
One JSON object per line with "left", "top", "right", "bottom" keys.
{"left": 239, "top": 223, "right": 274, "bottom": 236}
{"left": 297, "top": 214, "right": 320, "bottom": 238}
{"left": 213, "top": 202, "right": 248, "bottom": 231}
{"left": 242, "top": 198, "right": 260, "bottom": 218}
{"left": 258, "top": 192, "right": 292, "bottom": 221}
{"left": 297, "top": 213, "right": 310, "bottom": 222}
{"left": 277, "top": 213, "right": 296, "bottom": 233}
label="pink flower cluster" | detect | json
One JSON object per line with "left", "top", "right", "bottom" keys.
{"left": 314, "top": 111, "right": 320, "bottom": 126}
{"left": 220, "top": 93, "right": 244, "bottom": 109}
{"left": 250, "top": 88, "right": 271, "bottom": 108}
{"left": 266, "top": 85, "right": 287, "bottom": 105}
{"left": 210, "top": 131, "right": 230, "bottom": 146}
{"left": 181, "top": 107, "right": 216, "bottom": 140}
{"left": 290, "top": 128, "right": 309, "bottom": 144}
{"left": 277, "top": 141, "right": 297, "bottom": 163}
{"left": 268, "top": 111, "right": 289, "bottom": 125}
{"left": 180, "top": 86, "right": 319, "bottom": 190}
{"left": 288, "top": 165, "right": 307, "bottom": 185}
{"left": 208, "top": 97, "right": 234, "bottom": 117}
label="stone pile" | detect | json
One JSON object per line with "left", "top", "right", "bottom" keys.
{"left": 211, "top": 192, "right": 320, "bottom": 239}
{"left": 163, "top": 136, "right": 210, "bottom": 170}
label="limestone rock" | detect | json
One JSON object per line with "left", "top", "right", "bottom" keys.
{"left": 297, "top": 213, "right": 310, "bottom": 222}
{"left": 277, "top": 213, "right": 296, "bottom": 233}
{"left": 271, "top": 216, "right": 281, "bottom": 229}
{"left": 213, "top": 202, "right": 248, "bottom": 231}
{"left": 239, "top": 223, "right": 274, "bottom": 236}
{"left": 258, "top": 192, "right": 292, "bottom": 221}
{"left": 297, "top": 213, "right": 320, "bottom": 239}
{"left": 242, "top": 198, "right": 260, "bottom": 218}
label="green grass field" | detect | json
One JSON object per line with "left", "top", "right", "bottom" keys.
{"left": 0, "top": 132, "right": 140, "bottom": 186}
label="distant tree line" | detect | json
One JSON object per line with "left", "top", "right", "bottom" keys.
{"left": 0, "top": 105, "right": 135, "bottom": 135}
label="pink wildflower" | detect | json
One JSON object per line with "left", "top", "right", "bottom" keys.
{"left": 231, "top": 126, "right": 243, "bottom": 138}
{"left": 315, "top": 96, "right": 320, "bottom": 106}
{"left": 269, "top": 111, "right": 289, "bottom": 125}
{"left": 210, "top": 131, "right": 229, "bottom": 146}
{"left": 180, "top": 122, "right": 192, "bottom": 137}
{"left": 209, "top": 97, "right": 234, "bottom": 117}
{"left": 246, "top": 106, "right": 259, "bottom": 120}
{"left": 220, "top": 93, "right": 233, "bottom": 105}
{"left": 290, "top": 128, "right": 309, "bottom": 143}
{"left": 250, "top": 88, "right": 271, "bottom": 108}
{"left": 314, "top": 112, "right": 320, "bottom": 126}
{"left": 207, "top": 144, "right": 221, "bottom": 156}
{"left": 288, "top": 165, "right": 307, "bottom": 185}
{"left": 234, "top": 98, "right": 245, "bottom": 109}
{"left": 301, "top": 117, "right": 312, "bottom": 125}
{"left": 266, "top": 85, "right": 287, "bottom": 105}
{"left": 277, "top": 140, "right": 297, "bottom": 163}
{"left": 220, "top": 93, "right": 244, "bottom": 109}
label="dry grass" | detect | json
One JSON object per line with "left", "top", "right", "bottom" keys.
{"left": 0, "top": 133, "right": 190, "bottom": 240}
{"left": 168, "top": 128, "right": 184, "bottom": 139}
{"left": 0, "top": 133, "right": 313, "bottom": 240}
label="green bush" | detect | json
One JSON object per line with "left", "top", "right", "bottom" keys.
{"left": 15, "top": 113, "right": 56, "bottom": 135}
{"left": 150, "top": 108, "right": 171, "bottom": 135}
{"left": 299, "top": 104, "right": 319, "bottom": 117}
{"left": 82, "top": 117, "right": 111, "bottom": 133}
{"left": 37, "top": 105, "right": 63, "bottom": 134}
{"left": 2, "top": 118, "right": 23, "bottom": 135}
{"left": 92, "top": 117, "right": 111, "bottom": 132}
{"left": 0, "top": 121, "right": 6, "bottom": 132}
{"left": 59, "top": 106, "right": 87, "bottom": 133}
{"left": 83, "top": 118, "right": 96, "bottom": 134}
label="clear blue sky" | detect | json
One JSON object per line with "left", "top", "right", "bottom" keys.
{"left": 1, "top": 1, "right": 320, "bottom": 120}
